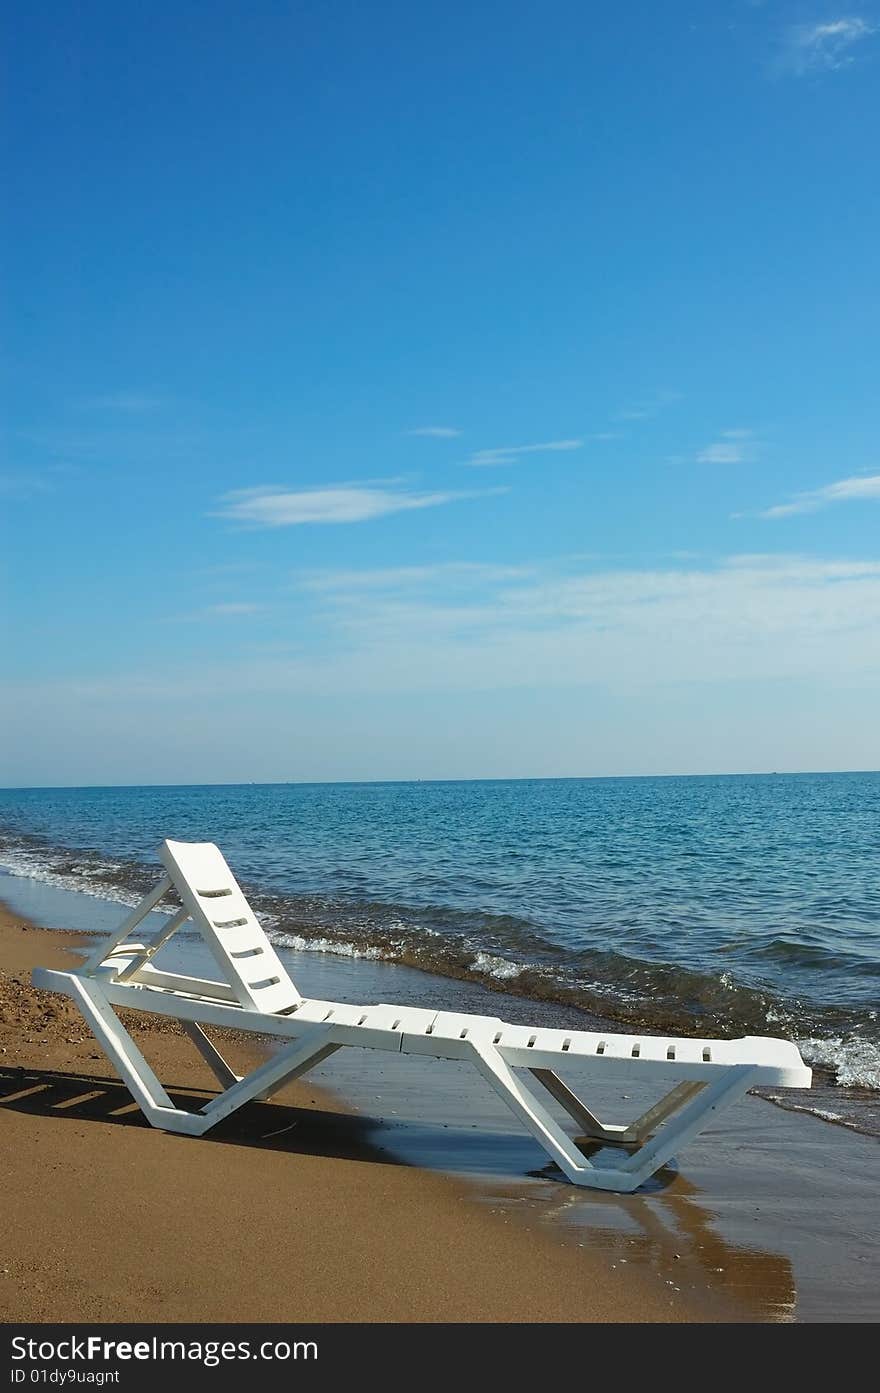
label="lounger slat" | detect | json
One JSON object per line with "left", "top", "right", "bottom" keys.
{"left": 290, "top": 1000, "right": 367, "bottom": 1027}
{"left": 289, "top": 1000, "right": 439, "bottom": 1049}
{"left": 402, "top": 1010, "right": 503, "bottom": 1059}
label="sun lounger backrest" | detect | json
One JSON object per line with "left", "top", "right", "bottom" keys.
{"left": 159, "top": 839, "right": 302, "bottom": 1015}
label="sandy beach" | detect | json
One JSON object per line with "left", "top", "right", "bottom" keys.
{"left": 0, "top": 900, "right": 711, "bottom": 1323}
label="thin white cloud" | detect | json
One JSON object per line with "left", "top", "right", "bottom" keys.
{"left": 613, "top": 389, "right": 682, "bottom": 422}
{"left": 779, "top": 17, "right": 876, "bottom": 75}
{"left": 406, "top": 426, "right": 461, "bottom": 438}
{"left": 757, "top": 473, "right": 880, "bottom": 518}
{"left": 466, "top": 439, "right": 582, "bottom": 468}
{"left": 697, "top": 429, "right": 757, "bottom": 465}
{"left": 299, "top": 562, "right": 531, "bottom": 592}
{"left": 698, "top": 444, "right": 746, "bottom": 465}
{"left": 214, "top": 482, "right": 504, "bottom": 527}
{"left": 205, "top": 602, "right": 263, "bottom": 616}
{"left": 189, "top": 561, "right": 264, "bottom": 578}
{"left": 164, "top": 601, "right": 264, "bottom": 624}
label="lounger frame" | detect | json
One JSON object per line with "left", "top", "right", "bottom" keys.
{"left": 32, "top": 840, "right": 811, "bottom": 1193}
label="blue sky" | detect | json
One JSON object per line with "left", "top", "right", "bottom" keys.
{"left": 2, "top": 1, "right": 879, "bottom": 786}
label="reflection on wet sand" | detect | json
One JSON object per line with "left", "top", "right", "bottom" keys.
{"left": 356, "top": 1086, "right": 796, "bottom": 1314}
{"left": 521, "top": 1163, "right": 797, "bottom": 1321}
{"left": 357, "top": 1110, "right": 797, "bottom": 1321}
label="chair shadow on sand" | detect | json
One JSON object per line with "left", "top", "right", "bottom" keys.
{"left": 2, "top": 1060, "right": 798, "bottom": 1320}
{"left": 0, "top": 1062, "right": 391, "bottom": 1163}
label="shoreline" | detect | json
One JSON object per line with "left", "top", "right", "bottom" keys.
{"left": 0, "top": 897, "right": 710, "bottom": 1323}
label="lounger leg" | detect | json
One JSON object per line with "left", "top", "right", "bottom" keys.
{"left": 178, "top": 1022, "right": 322, "bottom": 1103}
{"left": 222, "top": 1038, "right": 342, "bottom": 1106}
{"left": 180, "top": 1021, "right": 241, "bottom": 1090}
{"left": 69, "top": 977, "right": 201, "bottom": 1132}
{"left": 469, "top": 1043, "right": 635, "bottom": 1191}
{"left": 530, "top": 1071, "right": 704, "bottom": 1146}
{"left": 617, "top": 1081, "right": 706, "bottom": 1143}
{"left": 619, "top": 1067, "right": 757, "bottom": 1189}
{"left": 67, "top": 977, "right": 339, "bottom": 1137}
{"left": 474, "top": 1045, "right": 757, "bottom": 1192}
{"left": 528, "top": 1069, "right": 608, "bottom": 1138}
{"left": 195, "top": 1034, "right": 341, "bottom": 1130}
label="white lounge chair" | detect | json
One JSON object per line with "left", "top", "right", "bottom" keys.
{"left": 32, "top": 839, "right": 812, "bottom": 1192}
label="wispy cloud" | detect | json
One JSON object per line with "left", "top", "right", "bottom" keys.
{"left": 164, "top": 601, "right": 264, "bottom": 624}
{"left": 205, "top": 602, "right": 263, "bottom": 616}
{"left": 697, "top": 429, "right": 758, "bottom": 465}
{"left": 613, "top": 389, "right": 682, "bottom": 422}
{"left": 466, "top": 439, "right": 582, "bottom": 468}
{"left": 298, "top": 562, "right": 531, "bottom": 592}
{"left": 77, "top": 392, "right": 164, "bottom": 412}
{"left": 778, "top": 17, "right": 876, "bottom": 75}
{"left": 757, "top": 472, "right": 880, "bottom": 518}
{"left": 406, "top": 425, "right": 461, "bottom": 438}
{"left": 214, "top": 482, "right": 504, "bottom": 527}
{"left": 190, "top": 562, "right": 264, "bottom": 578}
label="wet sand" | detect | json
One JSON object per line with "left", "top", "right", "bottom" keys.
{"left": 0, "top": 902, "right": 707, "bottom": 1323}
{"left": 2, "top": 898, "right": 877, "bottom": 1322}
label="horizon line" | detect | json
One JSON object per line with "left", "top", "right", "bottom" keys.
{"left": 1, "top": 768, "right": 878, "bottom": 793}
